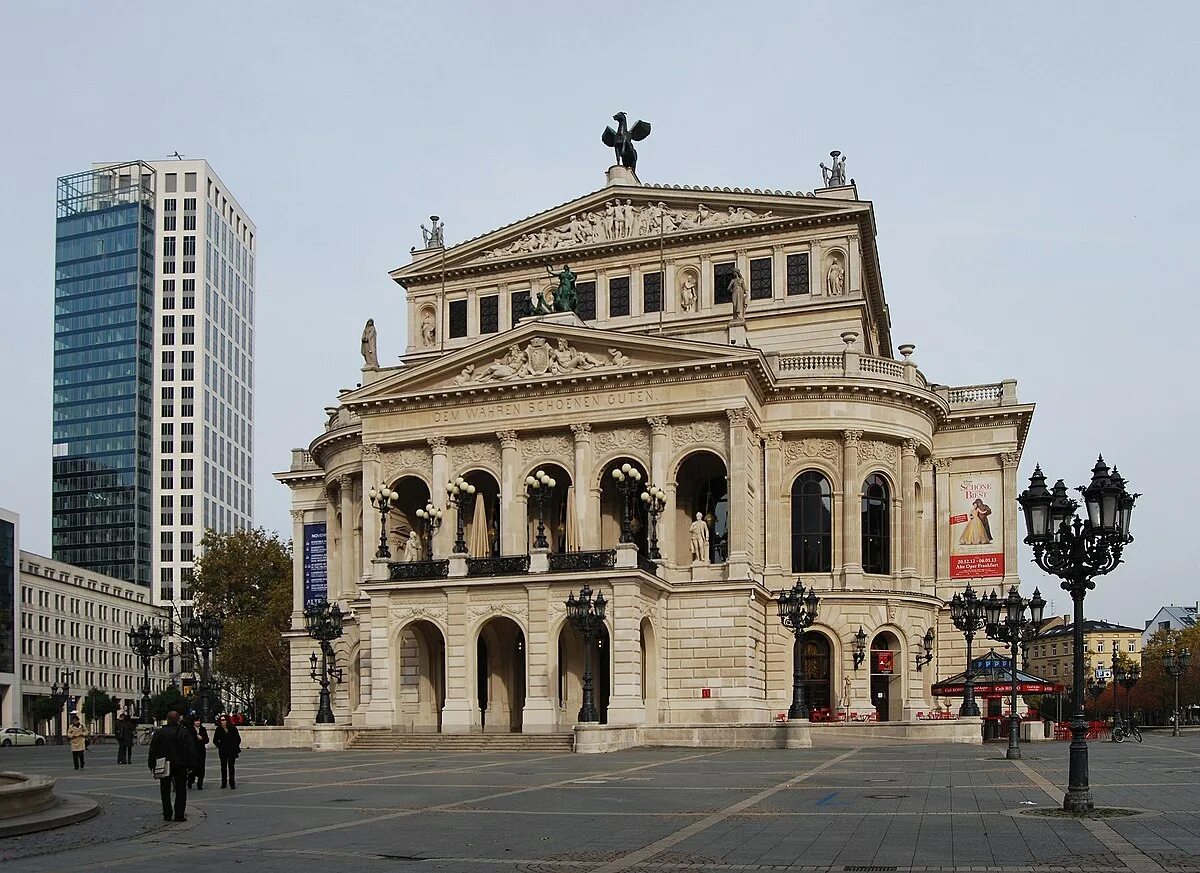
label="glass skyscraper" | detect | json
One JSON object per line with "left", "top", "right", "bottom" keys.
{"left": 52, "top": 163, "right": 155, "bottom": 587}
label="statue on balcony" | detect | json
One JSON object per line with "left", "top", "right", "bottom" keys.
{"left": 689, "top": 512, "right": 710, "bottom": 564}
{"left": 402, "top": 531, "right": 421, "bottom": 562}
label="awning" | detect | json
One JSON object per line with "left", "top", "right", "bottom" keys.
{"left": 932, "top": 648, "right": 1066, "bottom": 697}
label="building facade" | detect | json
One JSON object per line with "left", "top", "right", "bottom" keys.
{"left": 0, "top": 509, "right": 17, "bottom": 726}
{"left": 17, "top": 550, "right": 170, "bottom": 733}
{"left": 1141, "top": 604, "right": 1197, "bottom": 645}
{"left": 1028, "top": 617, "right": 1143, "bottom": 687}
{"left": 52, "top": 159, "right": 256, "bottom": 625}
{"left": 277, "top": 158, "right": 1035, "bottom": 733}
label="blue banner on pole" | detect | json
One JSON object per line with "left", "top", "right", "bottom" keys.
{"left": 303, "top": 523, "right": 328, "bottom": 607}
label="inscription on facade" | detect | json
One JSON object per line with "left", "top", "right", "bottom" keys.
{"left": 431, "top": 388, "right": 657, "bottom": 423}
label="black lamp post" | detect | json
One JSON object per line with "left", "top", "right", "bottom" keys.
{"left": 640, "top": 483, "right": 667, "bottom": 560}
{"left": 566, "top": 583, "right": 607, "bottom": 723}
{"left": 304, "top": 600, "right": 345, "bottom": 724}
{"left": 49, "top": 667, "right": 75, "bottom": 745}
{"left": 1087, "top": 677, "right": 1106, "bottom": 720}
{"left": 525, "top": 469, "right": 557, "bottom": 550}
{"left": 983, "top": 585, "right": 1047, "bottom": 760}
{"left": 950, "top": 584, "right": 985, "bottom": 717}
{"left": 414, "top": 501, "right": 443, "bottom": 558}
{"left": 609, "top": 463, "right": 642, "bottom": 544}
{"left": 1018, "top": 458, "right": 1138, "bottom": 813}
{"left": 184, "top": 612, "right": 223, "bottom": 723}
{"left": 778, "top": 579, "right": 820, "bottom": 720}
{"left": 128, "top": 621, "right": 165, "bottom": 725}
{"left": 1164, "top": 644, "right": 1192, "bottom": 737}
{"left": 1112, "top": 653, "right": 1140, "bottom": 735}
{"left": 369, "top": 483, "right": 397, "bottom": 559}
{"left": 446, "top": 475, "right": 476, "bottom": 555}
{"left": 852, "top": 626, "right": 867, "bottom": 670}
{"left": 915, "top": 628, "right": 935, "bottom": 671}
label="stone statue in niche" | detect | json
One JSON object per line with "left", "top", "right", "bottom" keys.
{"left": 360, "top": 318, "right": 379, "bottom": 369}
{"left": 420, "top": 310, "right": 436, "bottom": 347}
{"left": 729, "top": 267, "right": 748, "bottom": 319}
{"left": 679, "top": 272, "right": 697, "bottom": 312}
{"left": 402, "top": 531, "right": 421, "bottom": 562}
{"left": 689, "top": 512, "right": 710, "bottom": 564}
{"left": 826, "top": 255, "right": 846, "bottom": 297}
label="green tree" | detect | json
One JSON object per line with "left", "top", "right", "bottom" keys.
{"left": 193, "top": 527, "right": 293, "bottom": 723}
{"left": 29, "top": 696, "right": 60, "bottom": 733}
{"left": 82, "top": 687, "right": 119, "bottom": 727}
{"left": 149, "top": 685, "right": 188, "bottom": 721}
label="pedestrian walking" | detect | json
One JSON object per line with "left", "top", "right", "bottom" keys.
{"left": 186, "top": 714, "right": 209, "bottom": 790}
{"left": 148, "top": 710, "right": 199, "bottom": 822}
{"left": 115, "top": 713, "right": 135, "bottom": 764}
{"left": 213, "top": 713, "right": 241, "bottom": 789}
{"left": 67, "top": 716, "right": 87, "bottom": 770}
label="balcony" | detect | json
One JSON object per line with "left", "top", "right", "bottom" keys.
{"left": 386, "top": 547, "right": 665, "bottom": 582}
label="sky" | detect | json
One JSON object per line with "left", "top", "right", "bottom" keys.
{"left": 0, "top": 2, "right": 1196, "bottom": 625}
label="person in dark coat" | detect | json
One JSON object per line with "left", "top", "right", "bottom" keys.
{"left": 115, "top": 713, "right": 135, "bottom": 764}
{"left": 148, "top": 710, "right": 199, "bottom": 822}
{"left": 213, "top": 713, "right": 241, "bottom": 789}
{"left": 185, "top": 714, "right": 209, "bottom": 790}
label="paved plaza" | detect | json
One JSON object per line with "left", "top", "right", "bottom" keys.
{"left": 4, "top": 735, "right": 1200, "bottom": 872}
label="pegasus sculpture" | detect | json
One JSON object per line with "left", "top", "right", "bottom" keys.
{"left": 601, "top": 112, "right": 651, "bottom": 175}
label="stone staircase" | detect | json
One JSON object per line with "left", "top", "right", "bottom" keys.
{"left": 347, "top": 730, "right": 575, "bottom": 753}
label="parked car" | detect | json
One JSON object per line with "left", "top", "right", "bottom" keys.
{"left": 1, "top": 727, "right": 47, "bottom": 747}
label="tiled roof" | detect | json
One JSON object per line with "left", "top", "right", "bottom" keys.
{"left": 1036, "top": 618, "right": 1142, "bottom": 638}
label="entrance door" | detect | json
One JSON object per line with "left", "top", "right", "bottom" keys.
{"left": 871, "top": 676, "right": 890, "bottom": 721}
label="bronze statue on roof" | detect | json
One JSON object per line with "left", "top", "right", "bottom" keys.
{"left": 602, "top": 112, "right": 651, "bottom": 175}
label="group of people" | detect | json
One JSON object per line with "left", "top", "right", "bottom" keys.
{"left": 146, "top": 711, "right": 243, "bottom": 822}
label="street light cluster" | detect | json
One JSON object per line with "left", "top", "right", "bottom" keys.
{"left": 982, "top": 586, "right": 1046, "bottom": 760}
{"left": 128, "top": 620, "right": 166, "bottom": 725}
{"left": 610, "top": 463, "right": 642, "bottom": 544}
{"left": 369, "top": 484, "right": 398, "bottom": 558}
{"left": 525, "top": 469, "right": 556, "bottom": 549}
{"left": 304, "top": 600, "right": 345, "bottom": 724}
{"left": 565, "top": 583, "right": 607, "bottom": 723}
{"left": 183, "top": 612, "right": 224, "bottom": 723}
{"left": 1164, "top": 645, "right": 1193, "bottom": 737}
{"left": 640, "top": 483, "right": 667, "bottom": 559}
{"left": 447, "top": 475, "right": 477, "bottom": 554}
{"left": 777, "top": 580, "right": 820, "bottom": 720}
{"left": 414, "top": 501, "right": 444, "bottom": 558}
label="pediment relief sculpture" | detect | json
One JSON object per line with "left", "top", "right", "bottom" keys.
{"left": 451, "top": 337, "right": 634, "bottom": 385}
{"left": 483, "top": 201, "right": 775, "bottom": 259}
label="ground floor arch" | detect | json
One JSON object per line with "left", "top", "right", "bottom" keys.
{"left": 796, "top": 631, "right": 834, "bottom": 712}
{"left": 640, "top": 617, "right": 660, "bottom": 724}
{"left": 871, "top": 630, "right": 904, "bottom": 722}
{"left": 395, "top": 619, "right": 446, "bottom": 732}
{"left": 556, "top": 620, "right": 611, "bottom": 727}
{"left": 477, "top": 616, "right": 526, "bottom": 732}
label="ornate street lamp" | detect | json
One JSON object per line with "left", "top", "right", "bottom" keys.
{"left": 1164, "top": 644, "right": 1192, "bottom": 737}
{"left": 1018, "top": 458, "right": 1137, "bottom": 812}
{"left": 525, "top": 469, "right": 557, "bottom": 550}
{"left": 446, "top": 475, "right": 477, "bottom": 555}
{"left": 304, "top": 600, "right": 345, "bottom": 724}
{"left": 778, "top": 579, "right": 820, "bottom": 720}
{"left": 950, "top": 584, "right": 985, "bottom": 717}
{"left": 183, "top": 612, "right": 223, "bottom": 723}
{"left": 640, "top": 483, "right": 667, "bottom": 560}
{"left": 1111, "top": 652, "right": 1140, "bottom": 736}
{"left": 984, "top": 585, "right": 1046, "bottom": 760}
{"left": 609, "top": 463, "right": 643, "bottom": 544}
{"left": 915, "top": 628, "right": 935, "bottom": 671}
{"left": 566, "top": 583, "right": 607, "bottom": 723}
{"left": 368, "top": 483, "right": 397, "bottom": 559}
{"left": 852, "top": 626, "right": 867, "bottom": 670}
{"left": 128, "top": 621, "right": 165, "bottom": 725}
{"left": 49, "top": 667, "right": 75, "bottom": 745}
{"left": 1087, "top": 677, "right": 1106, "bottom": 720}
{"left": 414, "top": 502, "right": 443, "bottom": 558}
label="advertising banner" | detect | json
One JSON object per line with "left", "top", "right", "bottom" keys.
{"left": 302, "top": 522, "right": 328, "bottom": 607}
{"left": 872, "top": 650, "right": 894, "bottom": 675}
{"left": 949, "top": 471, "right": 1004, "bottom": 579}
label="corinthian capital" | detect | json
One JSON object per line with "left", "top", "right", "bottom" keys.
{"left": 290, "top": 509, "right": 305, "bottom": 522}
{"left": 361, "top": 443, "right": 381, "bottom": 461}
{"left": 1000, "top": 452, "right": 1021, "bottom": 469}
{"left": 931, "top": 456, "right": 954, "bottom": 470}
{"left": 842, "top": 429, "right": 864, "bottom": 445}
{"left": 902, "top": 439, "right": 919, "bottom": 457}
{"left": 496, "top": 430, "right": 519, "bottom": 449}
{"left": 763, "top": 430, "right": 784, "bottom": 448}
{"left": 427, "top": 436, "right": 448, "bottom": 452}
{"left": 726, "top": 407, "right": 751, "bottom": 426}
{"left": 569, "top": 423, "right": 591, "bottom": 440}
{"left": 646, "top": 416, "right": 669, "bottom": 435}
{"left": 338, "top": 474, "right": 353, "bottom": 492}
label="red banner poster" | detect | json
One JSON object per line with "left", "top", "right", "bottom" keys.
{"left": 949, "top": 472, "right": 1005, "bottom": 579}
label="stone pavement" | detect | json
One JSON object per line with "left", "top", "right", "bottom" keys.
{"left": 3, "top": 733, "right": 1200, "bottom": 872}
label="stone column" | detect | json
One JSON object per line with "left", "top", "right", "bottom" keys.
{"left": 932, "top": 457, "right": 954, "bottom": 595}
{"left": 841, "top": 430, "right": 863, "bottom": 589}
{"left": 762, "top": 432, "right": 784, "bottom": 574}
{"left": 664, "top": 258, "right": 677, "bottom": 315}
{"left": 772, "top": 246, "right": 786, "bottom": 302}
{"left": 595, "top": 270, "right": 608, "bottom": 322}
{"left": 809, "top": 240, "right": 823, "bottom": 298}
{"left": 699, "top": 255, "right": 713, "bottom": 310}
{"left": 522, "top": 582, "right": 556, "bottom": 732}
{"left": 497, "top": 430, "right": 520, "bottom": 555}
{"left": 441, "top": 586, "right": 474, "bottom": 732}
{"left": 848, "top": 234, "right": 862, "bottom": 296}
{"left": 647, "top": 417, "right": 670, "bottom": 561}
{"left": 630, "top": 265, "right": 643, "bottom": 318}
{"left": 363, "top": 593, "right": 396, "bottom": 726}
{"left": 290, "top": 509, "right": 305, "bottom": 625}
{"left": 361, "top": 445, "right": 381, "bottom": 581}
{"left": 339, "top": 475, "right": 355, "bottom": 596}
{"left": 726, "top": 408, "right": 752, "bottom": 574}
{"left": 606, "top": 581, "right": 646, "bottom": 725}
{"left": 900, "top": 441, "right": 919, "bottom": 581}
{"left": 429, "top": 437, "right": 449, "bottom": 557}
{"left": 570, "top": 424, "right": 595, "bottom": 550}
{"left": 324, "top": 485, "right": 340, "bottom": 600}
{"left": 1001, "top": 453, "right": 1021, "bottom": 590}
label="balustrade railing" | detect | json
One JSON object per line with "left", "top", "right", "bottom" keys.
{"left": 548, "top": 550, "right": 617, "bottom": 572}
{"left": 947, "top": 383, "right": 1004, "bottom": 406}
{"left": 466, "top": 554, "right": 532, "bottom": 577}
{"left": 389, "top": 559, "right": 450, "bottom": 581}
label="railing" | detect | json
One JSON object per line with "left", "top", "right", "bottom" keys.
{"left": 389, "top": 560, "right": 450, "bottom": 581}
{"left": 548, "top": 550, "right": 617, "bottom": 572}
{"left": 947, "top": 383, "right": 1004, "bottom": 406}
{"left": 859, "top": 356, "right": 904, "bottom": 378}
{"left": 776, "top": 352, "right": 928, "bottom": 389}
{"left": 466, "top": 555, "right": 531, "bottom": 577}
{"left": 637, "top": 552, "right": 660, "bottom": 576}
{"left": 777, "top": 353, "right": 842, "bottom": 372}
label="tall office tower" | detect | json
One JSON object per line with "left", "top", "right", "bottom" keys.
{"left": 53, "top": 160, "right": 255, "bottom": 623}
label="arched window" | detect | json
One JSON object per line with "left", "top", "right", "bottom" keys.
{"left": 791, "top": 471, "right": 832, "bottom": 572}
{"left": 861, "top": 474, "right": 890, "bottom": 574}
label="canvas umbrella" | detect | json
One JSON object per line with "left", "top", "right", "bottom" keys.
{"left": 564, "top": 484, "right": 580, "bottom": 552}
{"left": 469, "top": 493, "right": 490, "bottom": 557}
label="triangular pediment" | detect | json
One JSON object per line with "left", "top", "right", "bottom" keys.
{"left": 390, "top": 184, "right": 867, "bottom": 284}
{"left": 343, "top": 317, "right": 764, "bottom": 404}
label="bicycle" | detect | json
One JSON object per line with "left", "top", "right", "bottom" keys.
{"left": 1112, "top": 719, "right": 1143, "bottom": 743}
{"left": 137, "top": 725, "right": 156, "bottom": 746}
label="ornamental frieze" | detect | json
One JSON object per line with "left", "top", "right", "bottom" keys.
{"left": 521, "top": 434, "right": 573, "bottom": 460}
{"left": 468, "top": 602, "right": 530, "bottom": 623}
{"left": 858, "top": 440, "right": 899, "bottom": 465}
{"left": 388, "top": 603, "right": 448, "bottom": 628}
{"left": 670, "top": 420, "right": 725, "bottom": 450}
{"left": 483, "top": 201, "right": 776, "bottom": 259}
{"left": 383, "top": 447, "right": 433, "bottom": 480}
{"left": 452, "top": 440, "right": 502, "bottom": 469}
{"left": 783, "top": 438, "right": 840, "bottom": 464}
{"left": 452, "top": 337, "right": 632, "bottom": 385}
{"left": 593, "top": 426, "right": 650, "bottom": 455}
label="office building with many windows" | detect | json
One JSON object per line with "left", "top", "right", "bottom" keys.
{"left": 53, "top": 159, "right": 256, "bottom": 620}
{"left": 1, "top": 508, "right": 18, "bottom": 727}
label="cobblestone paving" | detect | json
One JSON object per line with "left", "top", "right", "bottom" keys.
{"left": 3, "top": 732, "right": 1200, "bottom": 872}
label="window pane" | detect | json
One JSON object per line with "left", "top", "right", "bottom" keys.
{"left": 786, "top": 253, "right": 810, "bottom": 295}
{"left": 713, "top": 261, "right": 735, "bottom": 304}
{"left": 749, "top": 258, "right": 772, "bottom": 300}
{"left": 791, "top": 471, "right": 832, "bottom": 572}
{"left": 643, "top": 271, "right": 662, "bottom": 313}
{"left": 609, "top": 276, "right": 630, "bottom": 317}
{"left": 576, "top": 281, "right": 596, "bottom": 321}
{"left": 448, "top": 299, "right": 467, "bottom": 338}
{"left": 479, "top": 295, "right": 498, "bottom": 334}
